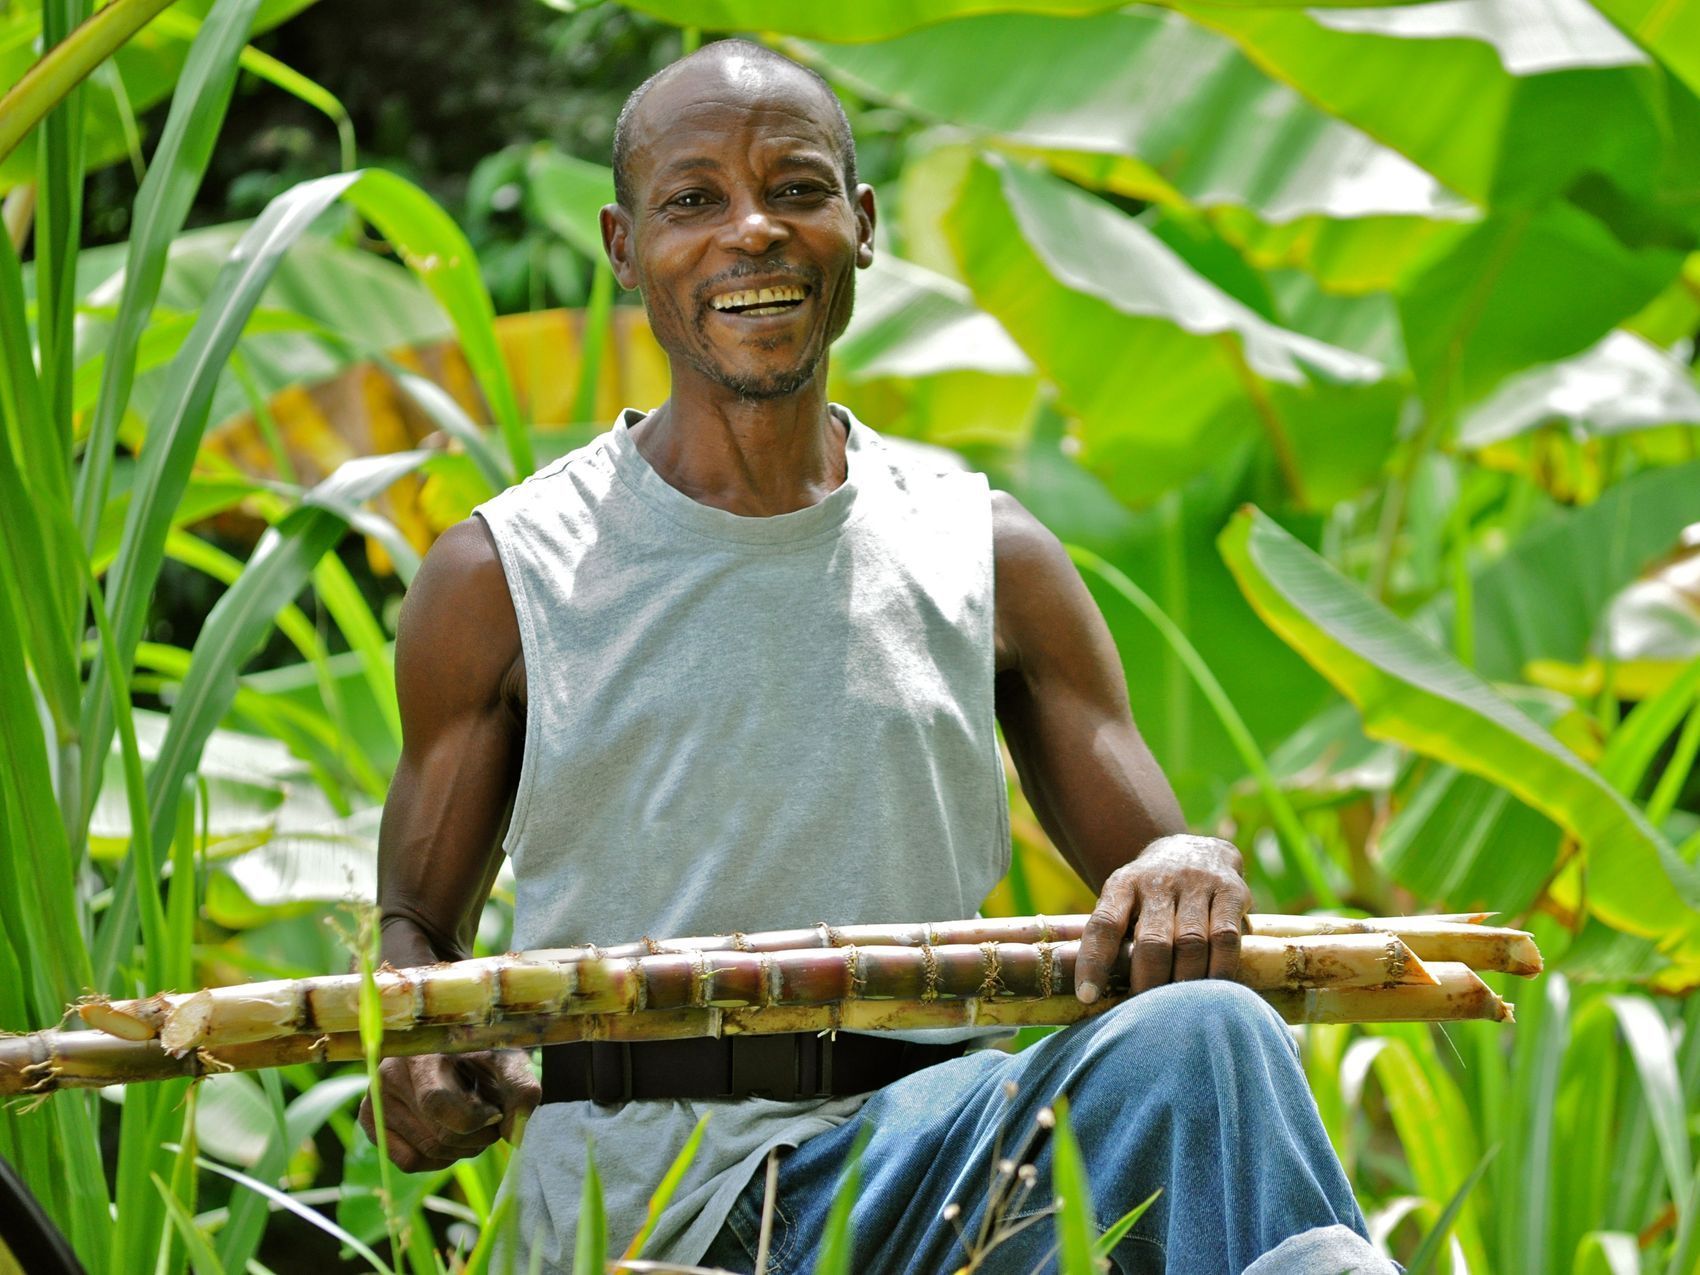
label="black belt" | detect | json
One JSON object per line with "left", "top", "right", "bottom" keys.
{"left": 541, "top": 1034, "right": 969, "bottom": 1105}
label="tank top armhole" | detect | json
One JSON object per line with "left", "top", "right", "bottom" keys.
{"left": 473, "top": 506, "right": 541, "bottom": 862}
{"left": 968, "top": 470, "right": 1013, "bottom": 884}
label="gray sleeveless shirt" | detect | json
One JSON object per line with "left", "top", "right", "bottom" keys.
{"left": 474, "top": 404, "right": 1011, "bottom": 1268}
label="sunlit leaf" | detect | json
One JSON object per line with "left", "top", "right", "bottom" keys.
{"left": 1190, "top": 0, "right": 1696, "bottom": 218}
{"left": 1221, "top": 505, "right": 1700, "bottom": 959}
{"left": 1396, "top": 203, "right": 1683, "bottom": 407}
{"left": 797, "top": 9, "right": 1472, "bottom": 290}
{"left": 944, "top": 154, "right": 1398, "bottom": 509}
{"left": 1460, "top": 331, "right": 1700, "bottom": 449}
{"left": 623, "top": 0, "right": 1439, "bottom": 43}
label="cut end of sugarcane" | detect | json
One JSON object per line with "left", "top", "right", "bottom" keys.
{"left": 77, "top": 994, "right": 167, "bottom": 1042}
{"left": 1504, "top": 934, "right": 1542, "bottom": 977}
{"left": 160, "top": 991, "right": 213, "bottom": 1057}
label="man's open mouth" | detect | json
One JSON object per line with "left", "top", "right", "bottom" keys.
{"left": 708, "top": 284, "right": 810, "bottom": 317}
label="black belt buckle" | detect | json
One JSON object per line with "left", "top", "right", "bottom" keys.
{"left": 588, "top": 1042, "right": 633, "bottom": 1105}
{"left": 730, "top": 1034, "right": 801, "bottom": 1100}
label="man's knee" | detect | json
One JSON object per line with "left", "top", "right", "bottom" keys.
{"left": 1103, "top": 978, "right": 1288, "bottom": 1052}
{"left": 1066, "top": 979, "right": 1296, "bottom": 1112}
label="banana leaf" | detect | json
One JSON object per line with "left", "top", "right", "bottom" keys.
{"left": 1221, "top": 506, "right": 1700, "bottom": 963}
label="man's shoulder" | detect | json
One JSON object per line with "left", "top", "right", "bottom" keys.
{"left": 478, "top": 426, "right": 621, "bottom": 516}
{"left": 989, "top": 489, "right": 1065, "bottom": 573}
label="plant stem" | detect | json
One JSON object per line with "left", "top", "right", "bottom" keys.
{"left": 1067, "top": 544, "right": 1341, "bottom": 907}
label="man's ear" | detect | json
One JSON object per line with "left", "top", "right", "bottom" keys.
{"left": 854, "top": 184, "right": 876, "bottom": 269}
{"left": 601, "top": 204, "right": 640, "bottom": 290}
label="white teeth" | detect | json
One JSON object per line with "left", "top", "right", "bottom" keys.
{"left": 710, "top": 284, "right": 807, "bottom": 311}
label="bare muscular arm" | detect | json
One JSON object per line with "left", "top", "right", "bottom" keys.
{"left": 357, "top": 516, "right": 539, "bottom": 1171}
{"left": 990, "top": 491, "right": 1250, "bottom": 1002}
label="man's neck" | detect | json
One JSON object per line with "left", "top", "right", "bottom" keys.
{"left": 628, "top": 372, "right": 848, "bottom": 518}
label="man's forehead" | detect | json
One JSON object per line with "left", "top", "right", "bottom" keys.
{"left": 628, "top": 54, "right": 841, "bottom": 167}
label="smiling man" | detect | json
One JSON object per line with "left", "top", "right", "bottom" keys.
{"left": 362, "top": 40, "right": 1397, "bottom": 1274}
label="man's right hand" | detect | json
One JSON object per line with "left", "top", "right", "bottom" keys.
{"left": 358, "top": 1048, "right": 541, "bottom": 1173}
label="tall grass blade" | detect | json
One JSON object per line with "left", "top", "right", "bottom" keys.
{"left": 1093, "top": 1190, "right": 1160, "bottom": 1260}
{"left": 342, "top": 169, "right": 529, "bottom": 475}
{"left": 80, "top": 558, "right": 167, "bottom": 991}
{"left": 81, "top": 169, "right": 364, "bottom": 839}
{"left": 1068, "top": 543, "right": 1340, "bottom": 906}
{"left": 83, "top": 168, "right": 522, "bottom": 836}
{"left": 1049, "top": 1095, "right": 1099, "bottom": 1275}
{"left": 1606, "top": 997, "right": 1693, "bottom": 1224}
{"left": 154, "top": 1173, "right": 230, "bottom": 1275}
{"left": 147, "top": 6, "right": 356, "bottom": 172}
{"left": 813, "top": 1124, "right": 872, "bottom": 1275}
{"left": 92, "top": 449, "right": 431, "bottom": 986}
{"left": 1597, "top": 657, "right": 1700, "bottom": 795}
{"left": 73, "top": 0, "right": 265, "bottom": 561}
{"left": 0, "top": 521, "right": 90, "bottom": 1011}
{"left": 1369, "top": 1028, "right": 1488, "bottom": 1271}
{"left": 1510, "top": 975, "right": 1570, "bottom": 1274}
{"left": 0, "top": 207, "right": 78, "bottom": 738}
{"left": 1404, "top": 1145, "right": 1496, "bottom": 1275}
{"left": 216, "top": 1073, "right": 370, "bottom": 1272}
{"left": 34, "top": 0, "right": 90, "bottom": 452}
{"left": 185, "top": 1152, "right": 397, "bottom": 1275}
{"left": 621, "top": 1113, "right": 710, "bottom": 1261}
{"left": 572, "top": 1142, "right": 606, "bottom": 1275}
{"left": 0, "top": 0, "right": 178, "bottom": 165}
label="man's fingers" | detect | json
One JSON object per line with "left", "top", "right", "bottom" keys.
{"left": 419, "top": 1057, "right": 503, "bottom": 1135}
{"left": 1172, "top": 894, "right": 1211, "bottom": 982}
{"left": 1208, "top": 886, "right": 1248, "bottom": 981}
{"left": 1132, "top": 895, "right": 1176, "bottom": 994}
{"left": 1075, "top": 876, "right": 1136, "bottom": 1003}
{"left": 359, "top": 1053, "right": 514, "bottom": 1173}
{"left": 459, "top": 1050, "right": 542, "bottom": 1141}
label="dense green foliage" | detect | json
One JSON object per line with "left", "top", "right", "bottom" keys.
{"left": 2, "top": 0, "right": 1699, "bottom": 1270}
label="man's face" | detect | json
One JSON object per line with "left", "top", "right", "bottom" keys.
{"left": 602, "top": 54, "right": 875, "bottom": 401}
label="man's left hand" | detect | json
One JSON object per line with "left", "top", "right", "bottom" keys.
{"left": 1074, "top": 833, "right": 1251, "bottom": 1003}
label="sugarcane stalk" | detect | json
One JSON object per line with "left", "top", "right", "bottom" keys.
{"left": 1245, "top": 914, "right": 1542, "bottom": 976}
{"left": 86, "top": 912, "right": 1538, "bottom": 1054}
{"left": 528, "top": 912, "right": 1537, "bottom": 976}
{"left": 5, "top": 963, "right": 1512, "bottom": 1095}
{"left": 79, "top": 933, "right": 1434, "bottom": 1055}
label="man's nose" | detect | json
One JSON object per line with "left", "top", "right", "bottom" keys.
{"left": 722, "top": 202, "right": 790, "bottom": 255}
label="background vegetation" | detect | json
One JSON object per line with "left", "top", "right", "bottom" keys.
{"left": 2, "top": 0, "right": 1699, "bottom": 1270}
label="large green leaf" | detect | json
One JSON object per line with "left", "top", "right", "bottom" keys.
{"left": 1420, "top": 460, "right": 1700, "bottom": 683}
{"left": 797, "top": 10, "right": 1472, "bottom": 287}
{"left": 1593, "top": 0, "right": 1700, "bottom": 98}
{"left": 1190, "top": 0, "right": 1700, "bottom": 219}
{"left": 944, "top": 155, "right": 1399, "bottom": 508}
{"left": 835, "top": 253, "right": 1032, "bottom": 381}
{"left": 524, "top": 145, "right": 616, "bottom": 261}
{"left": 1459, "top": 331, "right": 1700, "bottom": 448}
{"left": 1377, "top": 761, "right": 1562, "bottom": 915}
{"left": 77, "top": 222, "right": 454, "bottom": 440}
{"left": 1395, "top": 202, "right": 1683, "bottom": 408}
{"left": 1220, "top": 505, "right": 1700, "bottom": 958}
{"left": 622, "top": 0, "right": 1436, "bottom": 42}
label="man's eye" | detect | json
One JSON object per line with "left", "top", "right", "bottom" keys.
{"left": 670, "top": 192, "right": 710, "bottom": 208}
{"left": 780, "top": 183, "right": 823, "bottom": 198}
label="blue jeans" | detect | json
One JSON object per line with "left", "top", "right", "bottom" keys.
{"left": 699, "top": 981, "right": 1381, "bottom": 1274}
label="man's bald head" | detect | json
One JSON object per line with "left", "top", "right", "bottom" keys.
{"left": 611, "top": 39, "right": 857, "bottom": 210}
